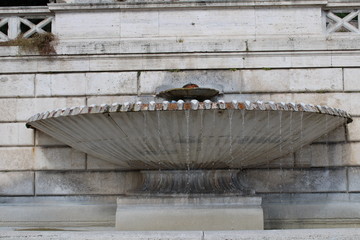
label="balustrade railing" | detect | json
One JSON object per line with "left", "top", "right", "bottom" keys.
{"left": 0, "top": 7, "right": 53, "bottom": 42}
{"left": 325, "top": 9, "right": 360, "bottom": 33}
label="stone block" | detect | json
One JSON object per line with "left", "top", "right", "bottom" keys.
{"left": 120, "top": 11, "right": 159, "bottom": 38}
{"left": 116, "top": 196, "right": 263, "bottom": 230}
{"left": 158, "top": 9, "right": 256, "bottom": 37}
{"left": 0, "top": 74, "right": 34, "bottom": 97}
{"left": 0, "top": 123, "right": 34, "bottom": 146}
{"left": 0, "top": 172, "right": 34, "bottom": 195}
{"left": 349, "top": 143, "right": 360, "bottom": 166}
{"left": 36, "top": 73, "right": 87, "bottom": 96}
{"left": 0, "top": 147, "right": 85, "bottom": 171}
{"left": 341, "top": 167, "right": 360, "bottom": 192}
{"left": 35, "top": 131, "right": 66, "bottom": 146}
{"left": 295, "top": 143, "right": 351, "bottom": 167}
{"left": 254, "top": 8, "right": 322, "bottom": 35}
{"left": 0, "top": 148, "right": 34, "bottom": 170}
{"left": 34, "top": 147, "right": 86, "bottom": 170}
{"left": 241, "top": 68, "right": 342, "bottom": 92}
{"left": 242, "top": 168, "right": 346, "bottom": 193}
{"left": 56, "top": 12, "right": 121, "bottom": 39}
{"left": 0, "top": 196, "right": 116, "bottom": 227}
{"left": 348, "top": 117, "right": 360, "bottom": 141}
{"left": 35, "top": 171, "right": 140, "bottom": 195}
{"left": 344, "top": 69, "right": 360, "bottom": 91}
{"left": 0, "top": 97, "right": 85, "bottom": 121}
{"left": 139, "top": 70, "right": 242, "bottom": 94}
{"left": 86, "top": 72, "right": 137, "bottom": 95}
{"left": 36, "top": 72, "right": 137, "bottom": 97}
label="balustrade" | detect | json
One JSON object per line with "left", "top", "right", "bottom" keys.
{"left": 0, "top": 8, "right": 53, "bottom": 41}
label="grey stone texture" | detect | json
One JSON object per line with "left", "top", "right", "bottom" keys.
{"left": 242, "top": 168, "right": 347, "bottom": 193}
{"left": 0, "top": 147, "right": 85, "bottom": 171}
{"left": 1, "top": 0, "right": 360, "bottom": 231}
{"left": 35, "top": 171, "right": 140, "bottom": 195}
{"left": 0, "top": 172, "right": 34, "bottom": 195}
{"left": 2, "top": 228, "right": 360, "bottom": 240}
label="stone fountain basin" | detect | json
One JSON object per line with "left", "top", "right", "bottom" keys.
{"left": 26, "top": 100, "right": 352, "bottom": 170}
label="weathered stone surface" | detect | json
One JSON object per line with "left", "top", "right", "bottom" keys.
{"left": 257, "top": 154, "right": 295, "bottom": 169}
{"left": 0, "top": 196, "right": 116, "bottom": 227}
{"left": 0, "top": 123, "right": 34, "bottom": 146}
{"left": 294, "top": 143, "right": 351, "bottom": 167}
{"left": 314, "top": 125, "right": 346, "bottom": 143}
{"left": 140, "top": 70, "right": 242, "bottom": 94}
{"left": 0, "top": 74, "right": 34, "bottom": 97}
{"left": 349, "top": 167, "right": 360, "bottom": 192}
{"left": 35, "top": 171, "right": 140, "bottom": 195}
{"left": 3, "top": 52, "right": 360, "bottom": 74}
{"left": 57, "top": 12, "right": 121, "bottom": 40}
{"left": 0, "top": 98, "right": 85, "bottom": 121}
{"left": 262, "top": 193, "right": 360, "bottom": 229}
{"left": 205, "top": 228, "right": 360, "bottom": 240}
{"left": 52, "top": 36, "right": 360, "bottom": 56}
{"left": 344, "top": 68, "right": 360, "bottom": 91}
{"left": 116, "top": 196, "right": 263, "bottom": 230}
{"left": 241, "top": 68, "right": 342, "bottom": 92}
{"left": 0, "top": 230, "right": 203, "bottom": 240}
{"left": 35, "top": 131, "right": 66, "bottom": 146}
{"left": 0, "top": 148, "right": 34, "bottom": 171}
{"left": 36, "top": 73, "right": 87, "bottom": 96}
{"left": 348, "top": 117, "right": 360, "bottom": 141}
{"left": 33, "top": 148, "right": 86, "bottom": 170}
{"left": 0, "top": 147, "right": 85, "bottom": 171}
{"left": 36, "top": 72, "right": 137, "bottom": 96}
{"left": 0, "top": 172, "right": 34, "bottom": 195}
{"left": 242, "top": 168, "right": 346, "bottom": 193}
{"left": 87, "top": 155, "right": 122, "bottom": 170}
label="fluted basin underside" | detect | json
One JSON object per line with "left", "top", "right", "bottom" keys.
{"left": 26, "top": 100, "right": 352, "bottom": 170}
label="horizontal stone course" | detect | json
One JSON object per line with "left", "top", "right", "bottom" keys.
{"left": 0, "top": 172, "right": 34, "bottom": 196}
{"left": 0, "top": 147, "right": 85, "bottom": 171}
{"left": 35, "top": 171, "right": 140, "bottom": 195}
{"left": 242, "top": 168, "right": 347, "bottom": 193}
{"left": 2, "top": 52, "right": 360, "bottom": 74}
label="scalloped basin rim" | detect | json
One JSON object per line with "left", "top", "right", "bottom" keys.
{"left": 26, "top": 100, "right": 352, "bottom": 124}
{"left": 25, "top": 100, "right": 352, "bottom": 170}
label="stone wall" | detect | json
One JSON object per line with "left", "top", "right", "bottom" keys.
{"left": 1, "top": 0, "right": 360, "bottom": 229}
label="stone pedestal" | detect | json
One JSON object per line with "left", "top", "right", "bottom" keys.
{"left": 115, "top": 196, "right": 263, "bottom": 231}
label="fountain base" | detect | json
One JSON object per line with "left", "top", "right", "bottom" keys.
{"left": 115, "top": 196, "right": 264, "bottom": 230}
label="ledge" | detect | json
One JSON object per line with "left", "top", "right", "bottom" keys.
{"left": 0, "top": 6, "right": 50, "bottom": 14}
{"left": 48, "top": 0, "right": 328, "bottom": 12}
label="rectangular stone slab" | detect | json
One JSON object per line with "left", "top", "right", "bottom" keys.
{"left": 116, "top": 196, "right": 263, "bottom": 231}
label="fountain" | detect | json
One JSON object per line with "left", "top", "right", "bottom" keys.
{"left": 26, "top": 85, "right": 352, "bottom": 230}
